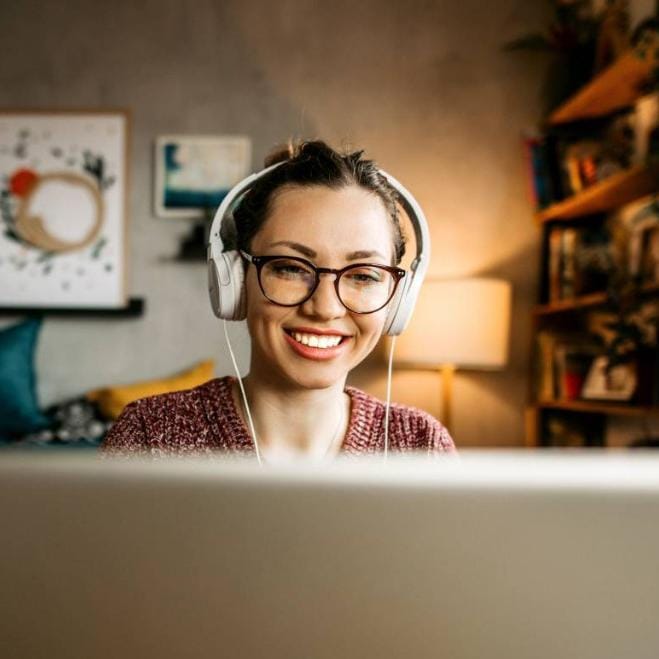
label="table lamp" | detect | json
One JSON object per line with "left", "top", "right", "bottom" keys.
{"left": 393, "top": 278, "right": 512, "bottom": 432}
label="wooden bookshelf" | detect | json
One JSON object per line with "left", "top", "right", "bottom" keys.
{"left": 535, "top": 163, "right": 659, "bottom": 223}
{"left": 549, "top": 50, "right": 653, "bottom": 125}
{"left": 536, "top": 400, "right": 659, "bottom": 417}
{"left": 527, "top": 42, "right": 659, "bottom": 448}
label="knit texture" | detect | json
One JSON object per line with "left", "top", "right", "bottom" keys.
{"left": 101, "top": 376, "right": 456, "bottom": 456}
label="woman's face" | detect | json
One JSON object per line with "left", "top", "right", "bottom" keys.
{"left": 245, "top": 184, "right": 397, "bottom": 390}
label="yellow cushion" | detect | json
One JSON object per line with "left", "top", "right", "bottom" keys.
{"left": 88, "top": 360, "right": 215, "bottom": 419}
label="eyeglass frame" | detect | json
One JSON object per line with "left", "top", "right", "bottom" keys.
{"left": 239, "top": 250, "right": 406, "bottom": 314}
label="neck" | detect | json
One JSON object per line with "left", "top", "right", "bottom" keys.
{"left": 233, "top": 369, "right": 350, "bottom": 461}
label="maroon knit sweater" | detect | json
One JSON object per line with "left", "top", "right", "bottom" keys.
{"left": 101, "top": 376, "right": 456, "bottom": 456}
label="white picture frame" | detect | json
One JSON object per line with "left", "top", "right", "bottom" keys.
{"left": 154, "top": 135, "right": 252, "bottom": 219}
{"left": 0, "top": 110, "right": 129, "bottom": 309}
{"left": 581, "top": 356, "right": 637, "bottom": 401}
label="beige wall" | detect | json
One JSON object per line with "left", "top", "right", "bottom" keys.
{"left": 0, "top": 0, "right": 552, "bottom": 447}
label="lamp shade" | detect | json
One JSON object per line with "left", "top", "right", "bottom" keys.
{"left": 394, "top": 278, "right": 512, "bottom": 369}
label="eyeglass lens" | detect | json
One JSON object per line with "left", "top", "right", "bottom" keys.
{"left": 260, "top": 258, "right": 396, "bottom": 313}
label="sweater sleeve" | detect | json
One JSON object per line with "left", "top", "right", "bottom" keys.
{"left": 428, "top": 418, "right": 457, "bottom": 454}
{"left": 101, "top": 400, "right": 148, "bottom": 454}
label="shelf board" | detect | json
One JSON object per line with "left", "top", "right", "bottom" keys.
{"left": 534, "top": 284, "right": 659, "bottom": 316}
{"left": 535, "top": 400, "right": 659, "bottom": 417}
{"left": 0, "top": 297, "right": 145, "bottom": 318}
{"left": 534, "top": 290, "right": 609, "bottom": 316}
{"left": 548, "top": 50, "right": 653, "bottom": 125}
{"left": 535, "top": 163, "right": 659, "bottom": 223}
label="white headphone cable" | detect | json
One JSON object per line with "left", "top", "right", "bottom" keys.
{"left": 384, "top": 335, "right": 396, "bottom": 463}
{"left": 222, "top": 320, "right": 263, "bottom": 466}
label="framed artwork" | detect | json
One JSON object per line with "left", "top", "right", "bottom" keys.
{"left": 581, "top": 356, "right": 637, "bottom": 401}
{"left": 154, "top": 135, "right": 251, "bottom": 218}
{"left": 0, "top": 110, "right": 129, "bottom": 309}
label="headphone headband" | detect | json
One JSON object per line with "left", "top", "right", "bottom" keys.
{"left": 207, "top": 161, "right": 430, "bottom": 335}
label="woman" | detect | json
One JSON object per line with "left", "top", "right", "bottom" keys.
{"left": 102, "top": 141, "right": 455, "bottom": 459}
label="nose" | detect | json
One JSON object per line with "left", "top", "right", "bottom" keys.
{"left": 300, "top": 272, "right": 346, "bottom": 319}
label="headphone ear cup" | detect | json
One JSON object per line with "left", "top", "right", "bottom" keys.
{"left": 231, "top": 252, "right": 247, "bottom": 320}
{"left": 382, "top": 277, "right": 409, "bottom": 336}
{"left": 208, "top": 250, "right": 246, "bottom": 320}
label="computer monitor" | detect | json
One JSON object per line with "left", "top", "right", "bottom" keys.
{"left": 1, "top": 451, "right": 658, "bottom": 659}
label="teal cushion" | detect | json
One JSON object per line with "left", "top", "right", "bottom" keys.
{"left": 0, "top": 318, "right": 50, "bottom": 441}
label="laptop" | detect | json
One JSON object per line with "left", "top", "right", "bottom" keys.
{"left": 1, "top": 451, "right": 658, "bottom": 659}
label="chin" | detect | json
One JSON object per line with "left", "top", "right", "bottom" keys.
{"left": 281, "top": 363, "right": 349, "bottom": 391}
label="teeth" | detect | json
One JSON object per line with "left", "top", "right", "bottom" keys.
{"left": 292, "top": 332, "right": 343, "bottom": 349}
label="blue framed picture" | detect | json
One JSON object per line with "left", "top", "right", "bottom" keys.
{"left": 154, "top": 135, "right": 251, "bottom": 218}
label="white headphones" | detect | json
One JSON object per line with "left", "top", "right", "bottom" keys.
{"left": 208, "top": 161, "right": 430, "bottom": 336}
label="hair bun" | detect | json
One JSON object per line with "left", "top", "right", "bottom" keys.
{"left": 263, "top": 140, "right": 297, "bottom": 167}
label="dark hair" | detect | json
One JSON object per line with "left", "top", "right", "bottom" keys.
{"left": 227, "top": 140, "right": 406, "bottom": 264}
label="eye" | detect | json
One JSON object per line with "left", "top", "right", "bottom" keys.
{"left": 345, "top": 267, "right": 386, "bottom": 284}
{"left": 267, "top": 259, "right": 314, "bottom": 279}
{"left": 274, "top": 263, "right": 305, "bottom": 274}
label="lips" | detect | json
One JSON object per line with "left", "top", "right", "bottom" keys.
{"left": 283, "top": 327, "right": 352, "bottom": 361}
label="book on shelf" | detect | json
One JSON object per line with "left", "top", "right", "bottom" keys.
{"left": 545, "top": 223, "right": 612, "bottom": 303}
{"left": 522, "top": 133, "right": 564, "bottom": 209}
{"left": 524, "top": 111, "right": 635, "bottom": 210}
{"left": 535, "top": 331, "right": 601, "bottom": 403}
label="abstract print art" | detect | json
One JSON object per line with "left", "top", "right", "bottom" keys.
{"left": 0, "top": 111, "right": 128, "bottom": 308}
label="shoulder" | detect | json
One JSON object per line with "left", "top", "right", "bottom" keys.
{"left": 345, "top": 386, "right": 456, "bottom": 454}
{"left": 101, "top": 377, "right": 232, "bottom": 454}
{"left": 130, "top": 376, "right": 226, "bottom": 416}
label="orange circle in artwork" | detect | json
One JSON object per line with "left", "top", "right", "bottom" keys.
{"left": 10, "top": 168, "right": 38, "bottom": 197}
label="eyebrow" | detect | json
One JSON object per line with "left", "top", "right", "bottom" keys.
{"left": 267, "top": 241, "right": 389, "bottom": 262}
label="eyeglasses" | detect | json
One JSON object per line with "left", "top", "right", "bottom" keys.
{"left": 240, "top": 250, "right": 406, "bottom": 314}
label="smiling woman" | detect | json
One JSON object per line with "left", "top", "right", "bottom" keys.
{"left": 102, "top": 141, "right": 455, "bottom": 461}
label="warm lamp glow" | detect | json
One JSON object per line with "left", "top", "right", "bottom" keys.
{"left": 395, "top": 278, "right": 512, "bottom": 369}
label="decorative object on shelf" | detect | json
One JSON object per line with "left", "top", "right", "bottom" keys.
{"left": 393, "top": 278, "right": 512, "bottom": 432}
{"left": 581, "top": 355, "right": 638, "bottom": 399}
{"left": 630, "top": 11, "right": 659, "bottom": 163}
{"left": 600, "top": 195, "right": 659, "bottom": 372}
{"left": 594, "top": 0, "right": 631, "bottom": 73}
{"left": 154, "top": 135, "right": 251, "bottom": 219}
{"left": 175, "top": 220, "right": 209, "bottom": 261}
{"left": 632, "top": 13, "right": 659, "bottom": 88}
{"left": 625, "top": 194, "right": 659, "bottom": 282}
{"left": 633, "top": 91, "right": 659, "bottom": 163}
{"left": 0, "top": 110, "right": 129, "bottom": 309}
{"left": 504, "top": 0, "right": 599, "bottom": 112}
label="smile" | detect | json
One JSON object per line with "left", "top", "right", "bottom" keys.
{"left": 283, "top": 328, "right": 351, "bottom": 361}
{"left": 290, "top": 331, "right": 343, "bottom": 349}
